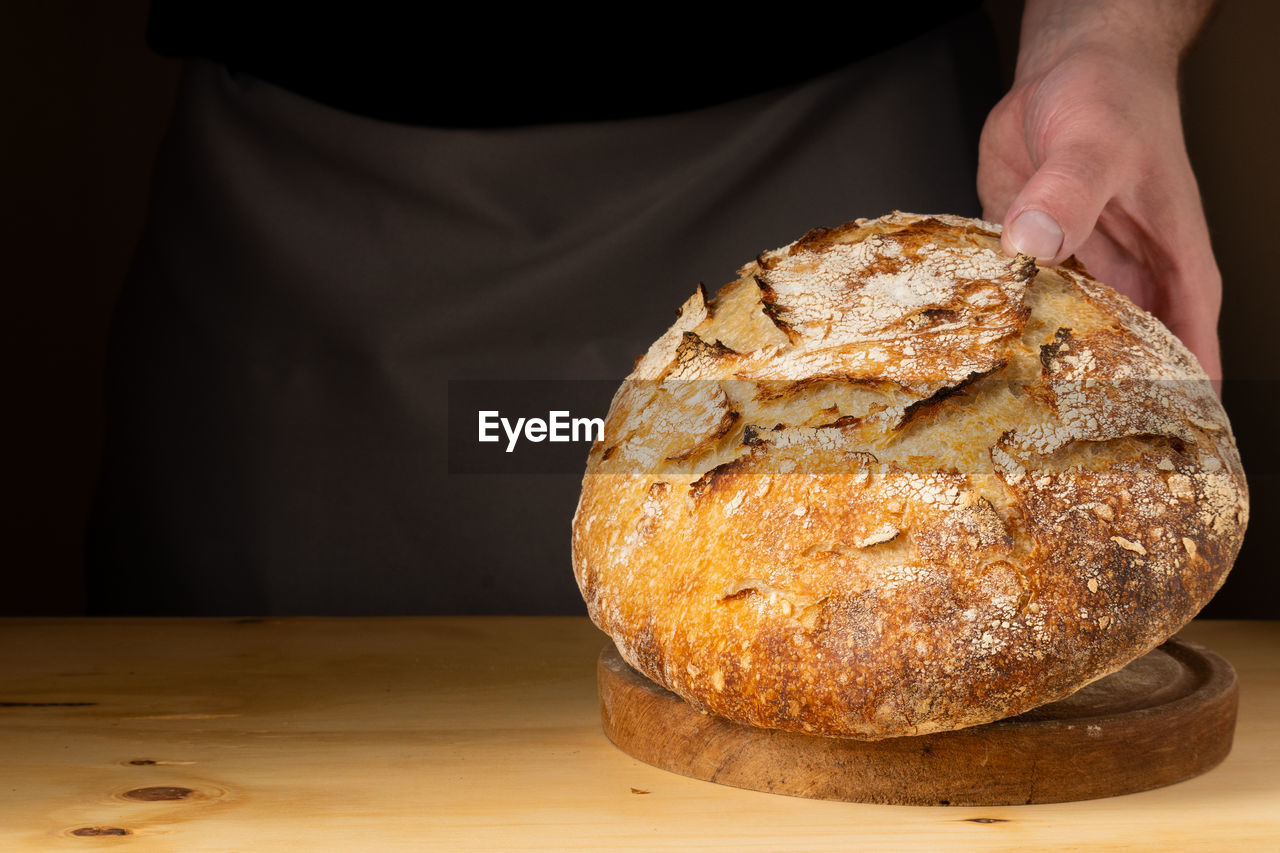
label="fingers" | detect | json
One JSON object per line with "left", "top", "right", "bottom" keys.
{"left": 986, "top": 51, "right": 1224, "bottom": 391}
{"left": 1000, "top": 137, "right": 1120, "bottom": 265}
{"left": 1162, "top": 306, "right": 1223, "bottom": 392}
{"left": 976, "top": 97, "right": 1031, "bottom": 224}
{"left": 1074, "top": 207, "right": 1223, "bottom": 387}
{"left": 1164, "top": 252, "right": 1225, "bottom": 386}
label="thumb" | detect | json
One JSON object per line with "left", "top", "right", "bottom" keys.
{"left": 1001, "top": 140, "right": 1119, "bottom": 264}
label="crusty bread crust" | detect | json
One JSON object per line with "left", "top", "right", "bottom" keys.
{"left": 572, "top": 212, "right": 1248, "bottom": 739}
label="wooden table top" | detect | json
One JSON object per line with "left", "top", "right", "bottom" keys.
{"left": 0, "top": 617, "right": 1275, "bottom": 851}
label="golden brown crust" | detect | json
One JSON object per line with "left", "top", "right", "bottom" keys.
{"left": 571, "top": 212, "right": 1248, "bottom": 739}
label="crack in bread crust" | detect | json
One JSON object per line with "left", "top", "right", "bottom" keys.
{"left": 571, "top": 211, "right": 1248, "bottom": 740}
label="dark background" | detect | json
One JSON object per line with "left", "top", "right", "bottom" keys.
{"left": 3, "top": 1, "right": 1276, "bottom": 617}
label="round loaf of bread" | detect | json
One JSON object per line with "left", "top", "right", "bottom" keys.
{"left": 571, "top": 212, "right": 1248, "bottom": 739}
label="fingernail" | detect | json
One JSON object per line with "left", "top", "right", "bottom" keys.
{"left": 1007, "top": 210, "right": 1064, "bottom": 260}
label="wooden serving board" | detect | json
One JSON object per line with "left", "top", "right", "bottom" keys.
{"left": 598, "top": 639, "right": 1237, "bottom": 806}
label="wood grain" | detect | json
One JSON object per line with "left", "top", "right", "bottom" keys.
{"left": 599, "top": 639, "right": 1238, "bottom": 805}
{"left": 0, "top": 618, "right": 1274, "bottom": 851}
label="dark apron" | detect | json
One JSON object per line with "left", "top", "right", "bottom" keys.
{"left": 87, "top": 13, "right": 1000, "bottom": 614}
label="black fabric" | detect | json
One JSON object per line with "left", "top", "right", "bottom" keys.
{"left": 88, "top": 10, "right": 1002, "bottom": 616}
{"left": 146, "top": 2, "right": 983, "bottom": 126}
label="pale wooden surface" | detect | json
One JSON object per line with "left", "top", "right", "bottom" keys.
{"left": 0, "top": 618, "right": 1274, "bottom": 851}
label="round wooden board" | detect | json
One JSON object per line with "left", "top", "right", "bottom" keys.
{"left": 598, "top": 639, "right": 1237, "bottom": 806}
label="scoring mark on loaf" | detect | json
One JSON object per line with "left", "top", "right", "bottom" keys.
{"left": 896, "top": 360, "right": 1008, "bottom": 429}
{"left": 851, "top": 525, "right": 901, "bottom": 548}
{"left": 671, "top": 331, "right": 739, "bottom": 376}
{"left": 720, "top": 579, "right": 825, "bottom": 624}
{"left": 753, "top": 274, "right": 801, "bottom": 344}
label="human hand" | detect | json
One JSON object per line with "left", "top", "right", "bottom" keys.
{"left": 977, "top": 1, "right": 1221, "bottom": 383}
